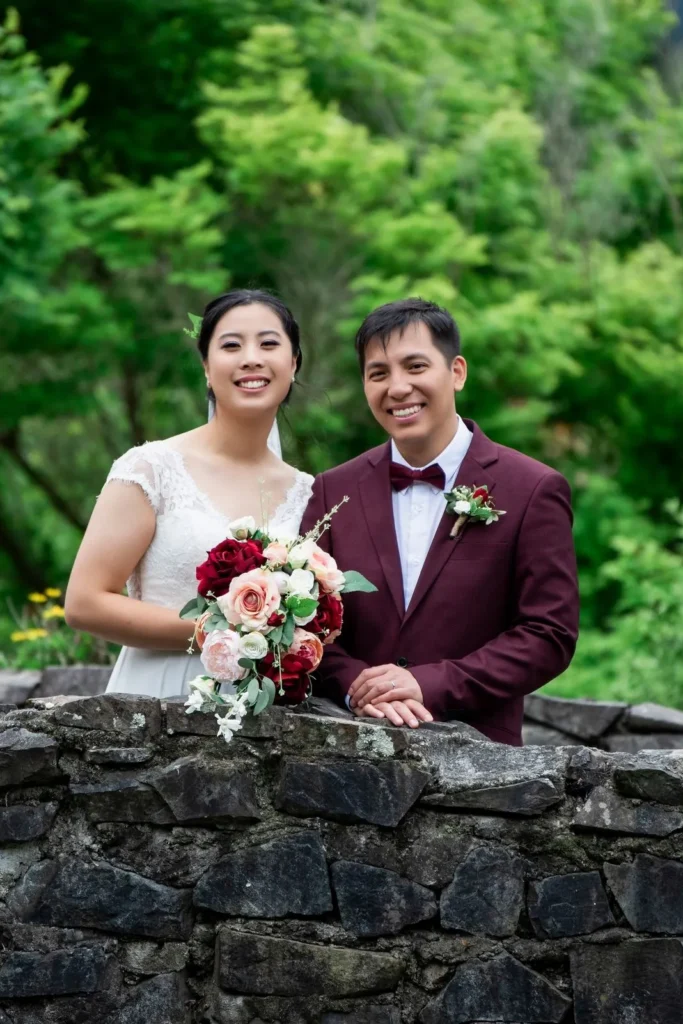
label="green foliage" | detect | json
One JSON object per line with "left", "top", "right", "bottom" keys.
{"left": 2, "top": 0, "right": 683, "bottom": 701}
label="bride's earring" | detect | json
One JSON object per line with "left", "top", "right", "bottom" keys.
{"left": 291, "top": 374, "right": 296, "bottom": 383}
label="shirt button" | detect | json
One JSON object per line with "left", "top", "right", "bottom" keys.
{"left": 396, "top": 657, "right": 408, "bottom": 668}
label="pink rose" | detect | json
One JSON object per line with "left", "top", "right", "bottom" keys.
{"left": 200, "top": 629, "right": 248, "bottom": 682}
{"left": 263, "top": 541, "right": 289, "bottom": 568}
{"left": 220, "top": 568, "right": 281, "bottom": 632}
{"left": 290, "top": 628, "right": 324, "bottom": 671}
{"left": 307, "top": 545, "right": 346, "bottom": 595}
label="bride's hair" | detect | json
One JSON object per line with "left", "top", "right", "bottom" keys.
{"left": 196, "top": 289, "right": 302, "bottom": 402}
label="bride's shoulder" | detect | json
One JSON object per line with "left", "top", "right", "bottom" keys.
{"left": 104, "top": 439, "right": 186, "bottom": 512}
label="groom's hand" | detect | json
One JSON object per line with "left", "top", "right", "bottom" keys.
{"left": 353, "top": 698, "right": 432, "bottom": 728}
{"left": 349, "top": 665, "right": 432, "bottom": 718}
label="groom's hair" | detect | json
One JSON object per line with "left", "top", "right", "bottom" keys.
{"left": 355, "top": 297, "right": 460, "bottom": 372}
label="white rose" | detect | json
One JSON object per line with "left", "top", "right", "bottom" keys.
{"left": 238, "top": 631, "right": 269, "bottom": 661}
{"left": 287, "top": 568, "right": 315, "bottom": 597}
{"left": 288, "top": 539, "right": 315, "bottom": 569}
{"left": 228, "top": 515, "right": 257, "bottom": 540}
{"left": 270, "top": 571, "right": 290, "bottom": 594}
{"left": 454, "top": 500, "right": 471, "bottom": 515}
{"left": 188, "top": 675, "right": 217, "bottom": 698}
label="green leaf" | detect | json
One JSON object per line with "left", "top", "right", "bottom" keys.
{"left": 286, "top": 595, "right": 317, "bottom": 618}
{"left": 247, "top": 676, "right": 260, "bottom": 703}
{"left": 262, "top": 677, "right": 277, "bottom": 706}
{"left": 179, "top": 598, "right": 201, "bottom": 620}
{"left": 282, "top": 613, "right": 296, "bottom": 648}
{"left": 238, "top": 657, "right": 256, "bottom": 671}
{"left": 268, "top": 624, "right": 284, "bottom": 644}
{"left": 252, "top": 683, "right": 272, "bottom": 715}
{"left": 341, "top": 570, "right": 378, "bottom": 594}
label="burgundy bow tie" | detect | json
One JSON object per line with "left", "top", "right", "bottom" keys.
{"left": 390, "top": 462, "right": 446, "bottom": 492}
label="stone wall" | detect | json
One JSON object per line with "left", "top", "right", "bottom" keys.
{"left": 3, "top": 666, "right": 683, "bottom": 756}
{"left": 1, "top": 694, "right": 683, "bottom": 1022}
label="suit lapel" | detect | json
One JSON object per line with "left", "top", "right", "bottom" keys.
{"left": 402, "top": 421, "right": 499, "bottom": 626}
{"left": 358, "top": 443, "right": 405, "bottom": 619}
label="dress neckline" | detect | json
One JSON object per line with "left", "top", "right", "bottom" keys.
{"left": 160, "top": 443, "right": 308, "bottom": 531}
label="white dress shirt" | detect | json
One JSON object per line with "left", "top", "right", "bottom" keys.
{"left": 391, "top": 416, "right": 473, "bottom": 610}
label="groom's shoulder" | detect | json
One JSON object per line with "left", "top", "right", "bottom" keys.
{"left": 489, "top": 437, "right": 567, "bottom": 491}
{"left": 316, "top": 445, "right": 385, "bottom": 488}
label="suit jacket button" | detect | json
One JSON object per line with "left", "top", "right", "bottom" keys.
{"left": 396, "top": 657, "right": 408, "bottom": 668}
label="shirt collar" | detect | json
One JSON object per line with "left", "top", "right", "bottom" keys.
{"left": 391, "top": 415, "right": 473, "bottom": 488}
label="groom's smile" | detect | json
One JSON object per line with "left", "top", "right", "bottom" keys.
{"left": 363, "top": 321, "right": 467, "bottom": 466}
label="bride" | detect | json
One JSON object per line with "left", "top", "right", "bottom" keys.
{"left": 64, "top": 289, "right": 313, "bottom": 698}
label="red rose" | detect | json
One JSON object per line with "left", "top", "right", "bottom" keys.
{"left": 309, "top": 593, "right": 343, "bottom": 645}
{"left": 261, "top": 652, "right": 311, "bottom": 704}
{"left": 267, "top": 611, "right": 285, "bottom": 627}
{"left": 196, "top": 538, "right": 266, "bottom": 598}
{"left": 472, "top": 487, "right": 490, "bottom": 505}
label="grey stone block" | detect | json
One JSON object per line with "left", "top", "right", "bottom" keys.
{"left": 614, "top": 760, "right": 683, "bottom": 805}
{"left": 118, "top": 941, "right": 188, "bottom": 974}
{"left": 10, "top": 858, "right": 193, "bottom": 940}
{"left": 573, "top": 785, "right": 683, "bottom": 835}
{"left": 276, "top": 760, "right": 429, "bottom": 826}
{"left": 605, "top": 733, "right": 683, "bottom": 753}
{"left": 71, "top": 779, "right": 175, "bottom": 825}
{"left": 420, "top": 952, "right": 571, "bottom": 1023}
{"left": 38, "top": 665, "right": 113, "bottom": 699}
{"left": 604, "top": 854, "right": 683, "bottom": 933}
{"left": 525, "top": 693, "right": 626, "bottom": 740}
{"left": 53, "top": 693, "right": 161, "bottom": 738}
{"left": 423, "top": 777, "right": 564, "bottom": 816}
{"left": 331, "top": 861, "right": 437, "bottom": 937}
{"left": 83, "top": 746, "right": 154, "bottom": 766}
{"left": 218, "top": 928, "right": 405, "bottom": 996}
{"left": 0, "top": 669, "right": 41, "bottom": 705}
{"left": 102, "top": 971, "right": 189, "bottom": 1024}
{"left": 0, "top": 802, "right": 58, "bottom": 842}
{"left": 440, "top": 844, "right": 524, "bottom": 937}
{"left": 0, "top": 946, "right": 110, "bottom": 998}
{"left": 528, "top": 871, "right": 614, "bottom": 938}
{"left": 194, "top": 832, "right": 332, "bottom": 917}
{"left": 624, "top": 702, "right": 683, "bottom": 733}
{"left": 571, "top": 939, "right": 683, "bottom": 1024}
{"left": 522, "top": 722, "right": 583, "bottom": 747}
{"left": 421, "top": 744, "right": 569, "bottom": 809}
{"left": 149, "top": 756, "right": 260, "bottom": 823}
{"left": 0, "top": 728, "right": 59, "bottom": 788}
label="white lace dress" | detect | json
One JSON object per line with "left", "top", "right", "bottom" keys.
{"left": 103, "top": 441, "right": 314, "bottom": 698}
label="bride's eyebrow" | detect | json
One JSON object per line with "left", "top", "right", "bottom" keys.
{"left": 218, "top": 329, "right": 282, "bottom": 340}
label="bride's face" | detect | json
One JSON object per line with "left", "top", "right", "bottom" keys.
{"left": 204, "top": 303, "right": 297, "bottom": 418}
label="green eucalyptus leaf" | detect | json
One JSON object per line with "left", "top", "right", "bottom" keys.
{"left": 238, "top": 657, "right": 256, "bottom": 671}
{"left": 247, "top": 676, "right": 260, "bottom": 703}
{"left": 341, "top": 570, "right": 378, "bottom": 594}
{"left": 179, "top": 598, "right": 201, "bottom": 620}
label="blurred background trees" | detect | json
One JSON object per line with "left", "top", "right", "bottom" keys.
{"left": 2, "top": 0, "right": 683, "bottom": 704}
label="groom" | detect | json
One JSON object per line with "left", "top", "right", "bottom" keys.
{"left": 301, "top": 298, "right": 579, "bottom": 745}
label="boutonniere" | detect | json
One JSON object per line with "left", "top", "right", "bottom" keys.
{"left": 444, "top": 484, "right": 506, "bottom": 538}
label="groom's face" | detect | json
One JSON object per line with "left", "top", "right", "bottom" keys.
{"left": 363, "top": 322, "right": 466, "bottom": 452}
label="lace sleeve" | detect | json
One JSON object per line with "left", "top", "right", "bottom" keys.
{"left": 104, "top": 445, "right": 161, "bottom": 514}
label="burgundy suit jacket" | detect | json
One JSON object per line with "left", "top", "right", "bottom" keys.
{"left": 300, "top": 421, "right": 579, "bottom": 746}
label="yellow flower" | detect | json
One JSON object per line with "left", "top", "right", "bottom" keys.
{"left": 10, "top": 631, "right": 28, "bottom": 642}
{"left": 28, "top": 592, "right": 48, "bottom": 604}
{"left": 45, "top": 588, "right": 62, "bottom": 598}
{"left": 42, "top": 605, "right": 66, "bottom": 620}
{"left": 24, "top": 628, "right": 48, "bottom": 640}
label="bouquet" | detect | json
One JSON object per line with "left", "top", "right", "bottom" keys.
{"left": 179, "top": 499, "right": 376, "bottom": 741}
